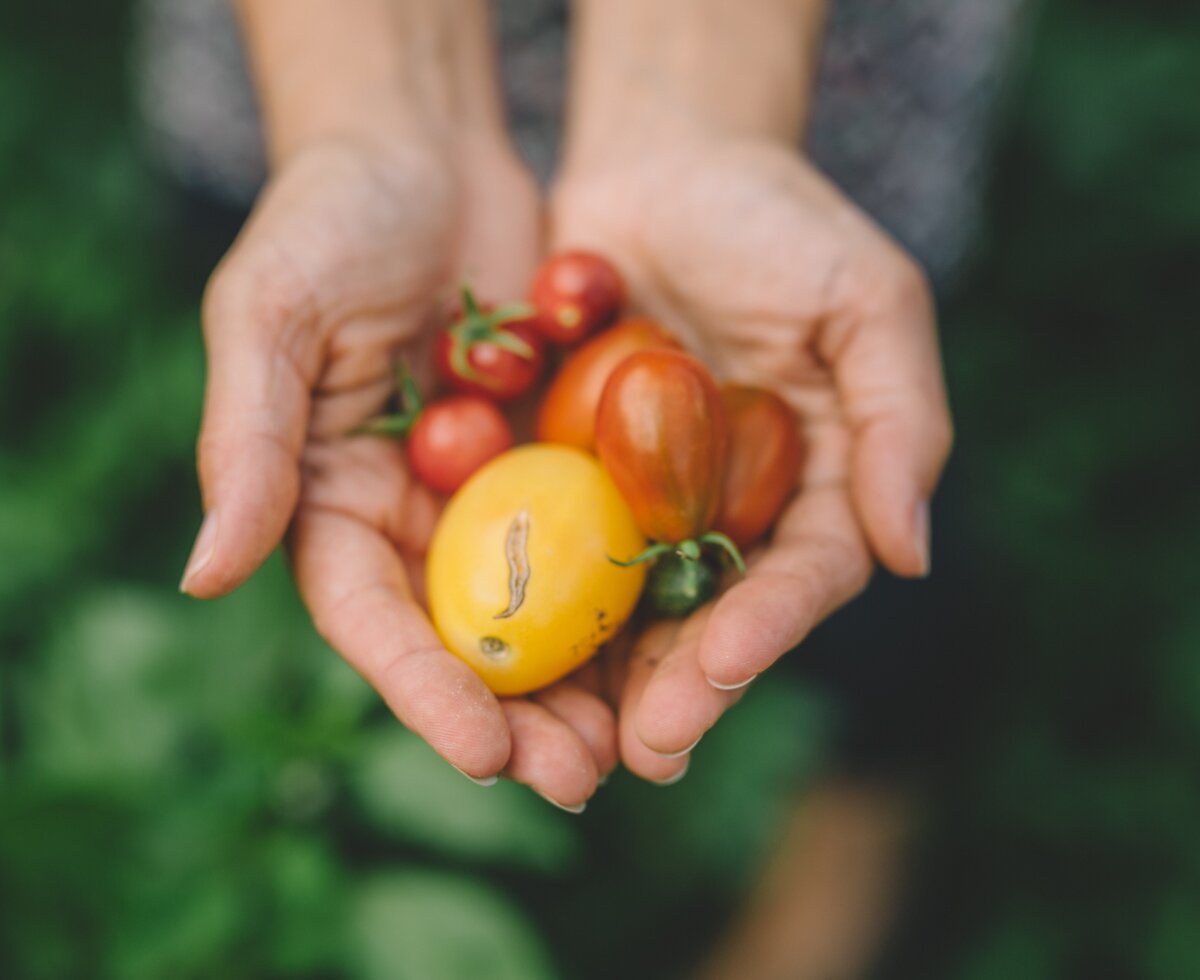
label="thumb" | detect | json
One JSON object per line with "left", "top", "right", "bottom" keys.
{"left": 181, "top": 253, "right": 319, "bottom": 597}
{"left": 824, "top": 257, "right": 953, "bottom": 577}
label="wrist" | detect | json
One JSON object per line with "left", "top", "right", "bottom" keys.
{"left": 563, "top": 0, "right": 825, "bottom": 172}
{"left": 236, "top": 0, "right": 513, "bottom": 168}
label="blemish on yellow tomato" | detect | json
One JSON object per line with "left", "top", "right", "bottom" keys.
{"left": 426, "top": 444, "right": 647, "bottom": 695}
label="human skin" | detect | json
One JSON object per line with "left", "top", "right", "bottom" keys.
{"left": 179, "top": 0, "right": 618, "bottom": 810}
{"left": 555, "top": 0, "right": 954, "bottom": 782}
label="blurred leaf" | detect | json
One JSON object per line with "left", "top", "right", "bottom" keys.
{"left": 349, "top": 871, "right": 559, "bottom": 980}
{"left": 262, "top": 831, "right": 348, "bottom": 976}
{"left": 22, "top": 587, "right": 191, "bottom": 784}
{"left": 1146, "top": 891, "right": 1200, "bottom": 980}
{"left": 349, "top": 728, "right": 579, "bottom": 873}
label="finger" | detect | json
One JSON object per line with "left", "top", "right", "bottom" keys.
{"left": 308, "top": 378, "right": 393, "bottom": 440}
{"left": 500, "top": 700, "right": 599, "bottom": 812}
{"left": 699, "top": 486, "right": 872, "bottom": 689}
{"left": 632, "top": 608, "right": 747, "bottom": 758}
{"left": 821, "top": 259, "right": 953, "bottom": 576}
{"left": 291, "top": 506, "right": 511, "bottom": 779}
{"left": 182, "top": 253, "right": 320, "bottom": 597}
{"left": 533, "top": 680, "right": 619, "bottom": 778}
{"left": 616, "top": 622, "right": 693, "bottom": 784}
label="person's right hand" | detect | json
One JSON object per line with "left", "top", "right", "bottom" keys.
{"left": 180, "top": 131, "right": 617, "bottom": 808}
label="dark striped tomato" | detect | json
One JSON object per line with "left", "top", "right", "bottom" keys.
{"left": 595, "top": 350, "right": 726, "bottom": 544}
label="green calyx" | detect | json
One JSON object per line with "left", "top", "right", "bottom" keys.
{"left": 609, "top": 531, "right": 747, "bottom": 576}
{"left": 449, "top": 286, "right": 538, "bottom": 382}
{"left": 349, "top": 362, "right": 424, "bottom": 439}
{"left": 645, "top": 551, "right": 719, "bottom": 618}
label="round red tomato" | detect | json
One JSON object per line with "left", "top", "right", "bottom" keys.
{"left": 434, "top": 290, "right": 546, "bottom": 401}
{"left": 408, "top": 396, "right": 514, "bottom": 494}
{"left": 536, "top": 317, "right": 680, "bottom": 451}
{"left": 528, "top": 250, "right": 625, "bottom": 345}
{"left": 713, "top": 385, "right": 803, "bottom": 548}
{"left": 595, "top": 350, "right": 727, "bottom": 544}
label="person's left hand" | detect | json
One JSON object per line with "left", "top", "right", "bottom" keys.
{"left": 551, "top": 137, "right": 953, "bottom": 782}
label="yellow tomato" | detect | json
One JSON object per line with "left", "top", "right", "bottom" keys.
{"left": 426, "top": 444, "right": 646, "bottom": 695}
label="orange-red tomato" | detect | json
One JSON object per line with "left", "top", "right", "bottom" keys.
{"left": 595, "top": 350, "right": 727, "bottom": 544}
{"left": 528, "top": 250, "right": 625, "bottom": 345}
{"left": 712, "top": 385, "right": 803, "bottom": 548}
{"left": 407, "top": 396, "right": 514, "bottom": 495}
{"left": 536, "top": 317, "right": 680, "bottom": 451}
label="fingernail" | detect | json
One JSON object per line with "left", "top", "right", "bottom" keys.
{"left": 706, "top": 673, "right": 757, "bottom": 692}
{"left": 452, "top": 765, "right": 498, "bottom": 787}
{"left": 655, "top": 735, "right": 702, "bottom": 760}
{"left": 653, "top": 759, "right": 689, "bottom": 786}
{"left": 537, "top": 792, "right": 586, "bottom": 814}
{"left": 180, "top": 512, "right": 219, "bottom": 593}
{"left": 913, "top": 499, "right": 931, "bottom": 577}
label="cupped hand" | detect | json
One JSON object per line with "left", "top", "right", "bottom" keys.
{"left": 551, "top": 138, "right": 953, "bottom": 782}
{"left": 181, "top": 133, "right": 616, "bottom": 807}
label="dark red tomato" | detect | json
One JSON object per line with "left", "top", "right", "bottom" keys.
{"left": 434, "top": 290, "right": 546, "bottom": 401}
{"left": 407, "top": 396, "right": 514, "bottom": 494}
{"left": 528, "top": 250, "right": 625, "bottom": 345}
{"left": 595, "top": 350, "right": 727, "bottom": 544}
{"left": 713, "top": 385, "right": 803, "bottom": 549}
{"left": 536, "top": 317, "right": 681, "bottom": 451}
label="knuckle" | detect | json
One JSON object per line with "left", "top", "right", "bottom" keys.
{"left": 202, "top": 247, "right": 317, "bottom": 348}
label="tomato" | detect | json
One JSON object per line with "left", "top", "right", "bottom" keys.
{"left": 528, "top": 250, "right": 625, "bottom": 345}
{"left": 536, "top": 317, "right": 681, "bottom": 451}
{"left": 434, "top": 288, "right": 546, "bottom": 401}
{"left": 595, "top": 350, "right": 727, "bottom": 545}
{"left": 407, "top": 396, "right": 514, "bottom": 495}
{"left": 426, "top": 444, "right": 646, "bottom": 695}
{"left": 713, "top": 385, "right": 803, "bottom": 548}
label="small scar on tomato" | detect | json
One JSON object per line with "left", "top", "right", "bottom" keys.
{"left": 479, "top": 636, "right": 511, "bottom": 663}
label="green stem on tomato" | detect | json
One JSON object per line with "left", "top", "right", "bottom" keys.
{"left": 448, "top": 286, "right": 538, "bottom": 385}
{"left": 698, "top": 531, "right": 747, "bottom": 575}
{"left": 609, "top": 542, "right": 677, "bottom": 568}
{"left": 608, "top": 532, "right": 746, "bottom": 575}
{"left": 349, "top": 360, "right": 424, "bottom": 439}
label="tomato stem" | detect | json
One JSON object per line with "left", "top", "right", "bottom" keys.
{"left": 453, "top": 285, "right": 538, "bottom": 376}
{"left": 349, "top": 360, "right": 425, "bottom": 439}
{"left": 609, "top": 532, "right": 746, "bottom": 575}
{"left": 609, "top": 542, "right": 676, "bottom": 568}
{"left": 698, "top": 531, "right": 747, "bottom": 575}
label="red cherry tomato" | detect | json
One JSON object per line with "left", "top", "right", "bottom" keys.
{"left": 712, "top": 385, "right": 803, "bottom": 549}
{"left": 595, "top": 350, "right": 727, "bottom": 544}
{"left": 434, "top": 290, "right": 546, "bottom": 401}
{"left": 407, "top": 396, "right": 514, "bottom": 494}
{"left": 536, "top": 317, "right": 681, "bottom": 451}
{"left": 528, "top": 250, "right": 625, "bottom": 345}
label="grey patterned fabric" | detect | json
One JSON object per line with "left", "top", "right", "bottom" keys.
{"left": 135, "top": 0, "right": 1029, "bottom": 284}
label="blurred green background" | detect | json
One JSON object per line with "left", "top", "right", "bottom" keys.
{"left": 2, "top": 1, "right": 1198, "bottom": 978}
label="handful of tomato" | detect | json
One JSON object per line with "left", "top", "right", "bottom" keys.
{"left": 355, "top": 250, "right": 803, "bottom": 695}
